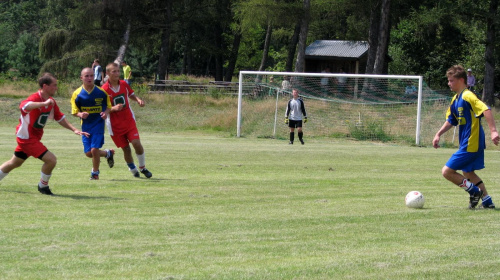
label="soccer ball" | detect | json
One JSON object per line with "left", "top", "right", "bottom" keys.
{"left": 405, "top": 191, "right": 425, "bottom": 208}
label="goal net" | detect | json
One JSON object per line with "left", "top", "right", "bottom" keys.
{"left": 237, "top": 71, "right": 452, "bottom": 146}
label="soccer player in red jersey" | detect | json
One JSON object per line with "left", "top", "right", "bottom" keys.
{"left": 0, "top": 73, "right": 89, "bottom": 195}
{"left": 101, "top": 62, "right": 152, "bottom": 178}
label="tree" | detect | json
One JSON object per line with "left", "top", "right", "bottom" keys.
{"left": 483, "top": 0, "right": 499, "bottom": 106}
{"left": 0, "top": 20, "right": 16, "bottom": 73}
{"left": 295, "top": 0, "right": 311, "bottom": 72}
{"left": 38, "top": 0, "right": 135, "bottom": 78}
{"left": 285, "top": 23, "right": 300, "bottom": 72}
{"left": 390, "top": 6, "right": 467, "bottom": 87}
{"left": 0, "top": 0, "right": 47, "bottom": 75}
{"left": 258, "top": 22, "right": 273, "bottom": 72}
{"left": 156, "top": 0, "right": 173, "bottom": 80}
{"left": 225, "top": 24, "right": 242, "bottom": 81}
{"left": 373, "top": 0, "right": 390, "bottom": 74}
{"left": 8, "top": 32, "right": 42, "bottom": 77}
{"left": 212, "top": 0, "right": 232, "bottom": 81}
{"left": 365, "top": 0, "right": 381, "bottom": 74}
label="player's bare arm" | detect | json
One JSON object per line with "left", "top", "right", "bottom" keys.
{"left": 483, "top": 109, "right": 500, "bottom": 145}
{"left": 100, "top": 108, "right": 110, "bottom": 119}
{"left": 24, "top": 99, "right": 55, "bottom": 111}
{"left": 59, "top": 118, "right": 90, "bottom": 138}
{"left": 74, "top": 112, "right": 89, "bottom": 119}
{"left": 111, "top": 104, "right": 124, "bottom": 112}
{"left": 432, "top": 121, "right": 453, "bottom": 149}
{"left": 130, "top": 95, "right": 145, "bottom": 107}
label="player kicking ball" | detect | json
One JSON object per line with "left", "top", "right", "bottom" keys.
{"left": 433, "top": 65, "right": 499, "bottom": 209}
{"left": 101, "top": 62, "right": 153, "bottom": 178}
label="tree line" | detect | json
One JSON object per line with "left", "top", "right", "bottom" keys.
{"left": 1, "top": 0, "right": 500, "bottom": 104}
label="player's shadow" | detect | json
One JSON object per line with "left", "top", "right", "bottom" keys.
{"left": 0, "top": 189, "right": 123, "bottom": 200}
{"left": 108, "top": 177, "right": 181, "bottom": 182}
{"left": 53, "top": 193, "right": 124, "bottom": 200}
{"left": 433, "top": 205, "right": 498, "bottom": 211}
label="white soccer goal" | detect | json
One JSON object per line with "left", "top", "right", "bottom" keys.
{"left": 237, "top": 71, "right": 451, "bottom": 146}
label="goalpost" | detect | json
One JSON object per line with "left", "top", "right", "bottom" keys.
{"left": 237, "top": 71, "right": 450, "bottom": 146}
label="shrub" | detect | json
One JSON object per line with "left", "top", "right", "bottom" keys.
{"left": 348, "top": 120, "right": 393, "bottom": 142}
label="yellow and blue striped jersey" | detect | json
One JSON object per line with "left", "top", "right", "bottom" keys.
{"left": 71, "top": 85, "right": 111, "bottom": 133}
{"left": 446, "top": 89, "right": 489, "bottom": 152}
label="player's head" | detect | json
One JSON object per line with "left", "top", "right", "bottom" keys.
{"left": 446, "top": 65, "right": 467, "bottom": 81}
{"left": 292, "top": 88, "right": 299, "bottom": 98}
{"left": 106, "top": 63, "right": 121, "bottom": 82}
{"left": 94, "top": 59, "right": 100, "bottom": 65}
{"left": 38, "top": 73, "right": 57, "bottom": 96}
{"left": 121, "top": 61, "right": 127, "bottom": 66}
{"left": 80, "top": 67, "right": 94, "bottom": 87}
{"left": 446, "top": 65, "right": 467, "bottom": 92}
{"left": 38, "top": 73, "right": 56, "bottom": 88}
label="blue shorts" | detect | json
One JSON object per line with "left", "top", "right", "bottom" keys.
{"left": 446, "top": 149, "right": 484, "bottom": 172}
{"left": 82, "top": 133, "right": 105, "bottom": 153}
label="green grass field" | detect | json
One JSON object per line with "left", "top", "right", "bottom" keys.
{"left": 1, "top": 127, "right": 500, "bottom": 279}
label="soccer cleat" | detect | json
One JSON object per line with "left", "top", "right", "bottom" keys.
{"left": 289, "top": 141, "right": 293, "bottom": 145}
{"left": 106, "top": 149, "right": 115, "bottom": 168}
{"left": 469, "top": 190, "right": 483, "bottom": 209}
{"left": 133, "top": 171, "right": 140, "bottom": 178}
{"left": 300, "top": 139, "right": 304, "bottom": 145}
{"left": 140, "top": 168, "right": 153, "bottom": 178}
{"left": 481, "top": 202, "right": 496, "bottom": 209}
{"left": 38, "top": 185, "right": 54, "bottom": 195}
{"left": 90, "top": 174, "right": 99, "bottom": 180}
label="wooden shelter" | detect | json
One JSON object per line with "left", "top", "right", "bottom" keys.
{"left": 305, "top": 40, "right": 369, "bottom": 74}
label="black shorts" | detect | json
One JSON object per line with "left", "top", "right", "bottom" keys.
{"left": 14, "top": 149, "right": 48, "bottom": 160}
{"left": 288, "top": 120, "right": 302, "bottom": 128}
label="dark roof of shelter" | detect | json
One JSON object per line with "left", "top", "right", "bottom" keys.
{"left": 305, "top": 40, "right": 369, "bottom": 59}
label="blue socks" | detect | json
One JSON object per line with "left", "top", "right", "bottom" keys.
{"left": 459, "top": 179, "right": 480, "bottom": 195}
{"left": 482, "top": 195, "right": 494, "bottom": 207}
{"left": 127, "top": 162, "right": 136, "bottom": 170}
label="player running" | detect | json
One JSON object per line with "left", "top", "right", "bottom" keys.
{"left": 71, "top": 67, "right": 115, "bottom": 180}
{"left": 0, "top": 73, "right": 89, "bottom": 195}
{"left": 101, "top": 62, "right": 153, "bottom": 178}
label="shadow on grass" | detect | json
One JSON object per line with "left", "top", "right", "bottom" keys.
{"left": 53, "top": 194, "right": 125, "bottom": 200}
{"left": 431, "top": 205, "right": 499, "bottom": 211}
{"left": 0, "top": 189, "right": 124, "bottom": 200}
{"left": 108, "top": 178, "right": 180, "bottom": 182}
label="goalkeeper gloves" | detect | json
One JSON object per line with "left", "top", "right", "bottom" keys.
{"left": 285, "top": 117, "right": 289, "bottom": 124}
{"left": 304, "top": 117, "right": 308, "bottom": 123}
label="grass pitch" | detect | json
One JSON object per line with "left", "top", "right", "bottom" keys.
{"left": 0, "top": 128, "right": 500, "bottom": 279}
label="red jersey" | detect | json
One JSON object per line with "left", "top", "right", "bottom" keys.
{"left": 16, "top": 91, "right": 65, "bottom": 142}
{"left": 101, "top": 80, "right": 137, "bottom": 136}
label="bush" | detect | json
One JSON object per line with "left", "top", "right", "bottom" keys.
{"left": 348, "top": 121, "right": 393, "bottom": 142}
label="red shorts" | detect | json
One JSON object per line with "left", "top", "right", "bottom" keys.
{"left": 15, "top": 140, "right": 48, "bottom": 159}
{"left": 110, "top": 126, "right": 140, "bottom": 148}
